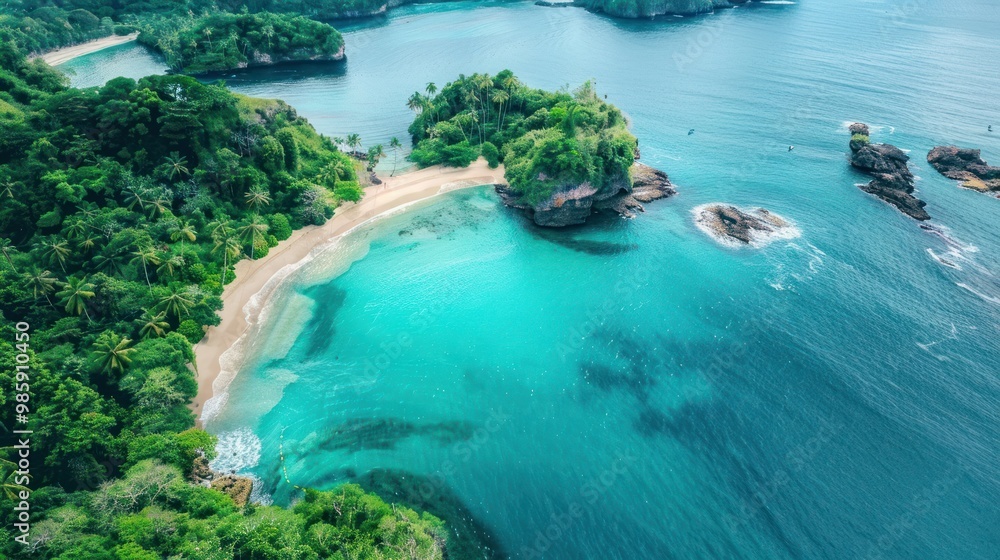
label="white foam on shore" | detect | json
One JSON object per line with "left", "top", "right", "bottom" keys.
{"left": 208, "top": 428, "right": 273, "bottom": 505}
{"left": 210, "top": 427, "right": 262, "bottom": 473}
{"left": 200, "top": 251, "right": 322, "bottom": 425}
{"left": 247, "top": 474, "right": 273, "bottom": 506}
{"left": 692, "top": 203, "right": 802, "bottom": 249}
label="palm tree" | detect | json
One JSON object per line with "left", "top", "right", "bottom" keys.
{"left": 37, "top": 236, "right": 71, "bottom": 274}
{"left": 0, "top": 179, "right": 17, "bottom": 199}
{"left": 406, "top": 92, "right": 425, "bottom": 114}
{"left": 0, "top": 238, "right": 17, "bottom": 272}
{"left": 130, "top": 246, "right": 160, "bottom": 289}
{"left": 93, "top": 248, "right": 125, "bottom": 276}
{"left": 389, "top": 137, "right": 402, "bottom": 176}
{"left": 477, "top": 74, "right": 493, "bottom": 122}
{"left": 212, "top": 232, "right": 241, "bottom": 282}
{"left": 239, "top": 215, "right": 269, "bottom": 259}
{"left": 203, "top": 27, "right": 213, "bottom": 49}
{"left": 75, "top": 202, "right": 98, "bottom": 220}
{"left": 169, "top": 219, "right": 197, "bottom": 249}
{"left": 138, "top": 309, "right": 170, "bottom": 339}
{"left": 426, "top": 82, "right": 438, "bottom": 97}
{"left": 207, "top": 217, "right": 234, "bottom": 240}
{"left": 245, "top": 188, "right": 272, "bottom": 211}
{"left": 77, "top": 234, "right": 99, "bottom": 254}
{"left": 123, "top": 187, "right": 147, "bottom": 211}
{"left": 468, "top": 107, "right": 482, "bottom": 144}
{"left": 92, "top": 333, "right": 134, "bottom": 376}
{"left": 262, "top": 24, "right": 275, "bottom": 47}
{"left": 163, "top": 152, "right": 190, "bottom": 180}
{"left": 367, "top": 144, "right": 385, "bottom": 172}
{"left": 319, "top": 159, "right": 347, "bottom": 187}
{"left": 57, "top": 276, "right": 95, "bottom": 321}
{"left": 332, "top": 136, "right": 345, "bottom": 151}
{"left": 346, "top": 133, "right": 362, "bottom": 156}
{"left": 63, "top": 218, "right": 89, "bottom": 240}
{"left": 147, "top": 197, "right": 170, "bottom": 220}
{"left": 24, "top": 268, "right": 59, "bottom": 307}
{"left": 156, "top": 253, "right": 185, "bottom": 280}
{"left": 157, "top": 286, "right": 194, "bottom": 319}
{"left": 564, "top": 103, "right": 580, "bottom": 135}
{"left": 502, "top": 74, "right": 519, "bottom": 96}
{"left": 492, "top": 89, "right": 510, "bottom": 129}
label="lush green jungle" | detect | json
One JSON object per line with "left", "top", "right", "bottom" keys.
{"left": 137, "top": 12, "right": 345, "bottom": 74}
{"left": 0, "top": 30, "right": 453, "bottom": 559}
{"left": 407, "top": 71, "right": 637, "bottom": 204}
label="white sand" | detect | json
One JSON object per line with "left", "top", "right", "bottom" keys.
{"left": 37, "top": 33, "right": 139, "bottom": 66}
{"left": 191, "top": 159, "right": 506, "bottom": 424}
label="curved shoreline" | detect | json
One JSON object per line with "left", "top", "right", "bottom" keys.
{"left": 37, "top": 33, "right": 139, "bottom": 66}
{"left": 192, "top": 158, "right": 506, "bottom": 425}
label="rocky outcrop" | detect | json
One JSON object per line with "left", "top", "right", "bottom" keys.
{"left": 240, "top": 44, "right": 345, "bottom": 69}
{"left": 927, "top": 146, "right": 1000, "bottom": 194}
{"left": 211, "top": 475, "right": 254, "bottom": 507}
{"left": 848, "top": 123, "right": 930, "bottom": 221}
{"left": 495, "top": 163, "right": 675, "bottom": 227}
{"left": 694, "top": 204, "right": 798, "bottom": 247}
{"left": 191, "top": 451, "right": 254, "bottom": 507}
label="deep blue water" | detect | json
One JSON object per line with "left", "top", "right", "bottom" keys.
{"left": 66, "top": 1, "right": 1000, "bottom": 558}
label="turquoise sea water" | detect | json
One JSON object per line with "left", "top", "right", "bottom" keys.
{"left": 66, "top": 1, "right": 1000, "bottom": 558}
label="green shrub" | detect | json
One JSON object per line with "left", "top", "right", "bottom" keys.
{"left": 177, "top": 319, "right": 204, "bottom": 344}
{"left": 334, "top": 181, "right": 363, "bottom": 202}
{"left": 481, "top": 141, "right": 500, "bottom": 168}
{"left": 440, "top": 141, "right": 479, "bottom": 167}
{"left": 268, "top": 212, "right": 293, "bottom": 240}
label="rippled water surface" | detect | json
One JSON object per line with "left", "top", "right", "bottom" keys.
{"left": 68, "top": 1, "right": 1000, "bottom": 558}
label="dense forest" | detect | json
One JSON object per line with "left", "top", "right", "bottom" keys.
{"left": 0, "top": 33, "right": 454, "bottom": 557}
{"left": 407, "top": 71, "right": 637, "bottom": 205}
{"left": 137, "top": 12, "right": 345, "bottom": 74}
{"left": 0, "top": 5, "right": 120, "bottom": 54}
{"left": 0, "top": 0, "right": 429, "bottom": 57}
{"left": 576, "top": 0, "right": 743, "bottom": 18}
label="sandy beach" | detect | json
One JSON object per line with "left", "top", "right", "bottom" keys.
{"left": 191, "top": 158, "right": 506, "bottom": 424}
{"left": 37, "top": 33, "right": 139, "bottom": 66}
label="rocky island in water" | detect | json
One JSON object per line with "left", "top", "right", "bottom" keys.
{"left": 693, "top": 204, "right": 799, "bottom": 247}
{"left": 496, "top": 162, "right": 675, "bottom": 226}
{"left": 927, "top": 146, "right": 1000, "bottom": 196}
{"left": 407, "top": 72, "right": 675, "bottom": 227}
{"left": 848, "top": 123, "right": 930, "bottom": 221}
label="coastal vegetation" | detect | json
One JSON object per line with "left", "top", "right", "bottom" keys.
{"left": 0, "top": 39, "right": 455, "bottom": 558}
{"left": 577, "top": 0, "right": 743, "bottom": 18}
{"left": 0, "top": 4, "right": 117, "bottom": 54}
{"left": 407, "top": 71, "right": 638, "bottom": 206}
{"left": 137, "top": 11, "right": 345, "bottom": 74}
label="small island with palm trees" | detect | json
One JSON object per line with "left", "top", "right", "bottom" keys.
{"left": 404, "top": 71, "right": 673, "bottom": 226}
